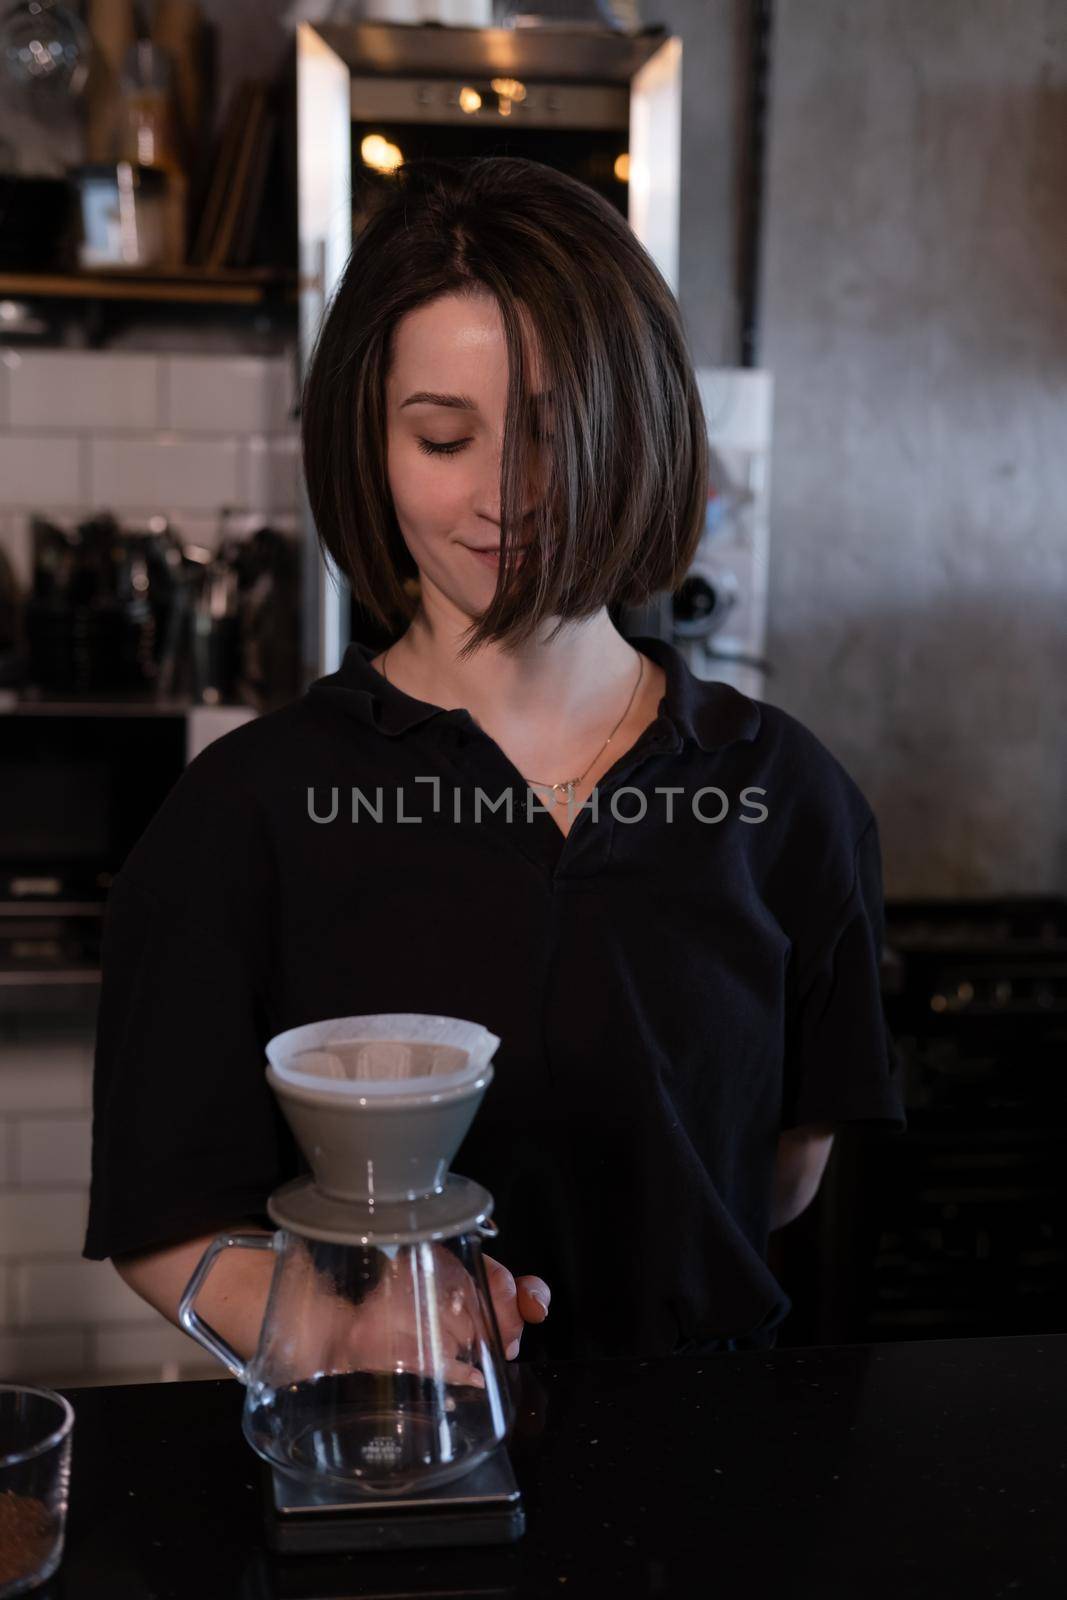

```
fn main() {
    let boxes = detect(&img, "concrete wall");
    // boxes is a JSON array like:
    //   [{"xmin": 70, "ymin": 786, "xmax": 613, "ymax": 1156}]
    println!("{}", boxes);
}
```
[{"xmin": 759, "ymin": 0, "xmax": 1067, "ymax": 895}]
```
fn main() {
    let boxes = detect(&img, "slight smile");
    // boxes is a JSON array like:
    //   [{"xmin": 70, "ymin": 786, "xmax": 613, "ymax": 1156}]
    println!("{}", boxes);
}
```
[{"xmin": 462, "ymin": 543, "xmax": 530, "ymax": 566}]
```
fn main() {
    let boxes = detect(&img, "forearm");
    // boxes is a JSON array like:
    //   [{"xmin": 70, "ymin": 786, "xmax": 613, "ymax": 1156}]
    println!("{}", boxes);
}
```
[
  {"xmin": 769, "ymin": 1180, "xmax": 815, "ymax": 1233},
  {"xmin": 769, "ymin": 1122, "xmax": 836, "ymax": 1232},
  {"xmin": 113, "ymin": 1222, "xmax": 276, "ymax": 1366}
]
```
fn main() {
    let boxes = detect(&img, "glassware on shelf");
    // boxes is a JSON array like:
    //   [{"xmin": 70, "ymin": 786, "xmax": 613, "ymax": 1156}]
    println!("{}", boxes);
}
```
[
  {"xmin": 0, "ymin": 0, "xmax": 91, "ymax": 97},
  {"xmin": 114, "ymin": 38, "xmax": 188, "ymax": 265}
]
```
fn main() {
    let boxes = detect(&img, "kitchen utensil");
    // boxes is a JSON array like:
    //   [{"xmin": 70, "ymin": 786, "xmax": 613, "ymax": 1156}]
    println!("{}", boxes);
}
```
[{"xmin": 178, "ymin": 1013, "xmax": 525, "ymax": 1552}]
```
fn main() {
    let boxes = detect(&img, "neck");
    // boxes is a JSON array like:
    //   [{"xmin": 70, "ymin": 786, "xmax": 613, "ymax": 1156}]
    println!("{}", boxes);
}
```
[{"xmin": 384, "ymin": 609, "xmax": 643, "ymax": 736}]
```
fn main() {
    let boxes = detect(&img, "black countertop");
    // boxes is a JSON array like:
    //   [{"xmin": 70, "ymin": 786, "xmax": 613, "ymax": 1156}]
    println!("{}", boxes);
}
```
[{"xmin": 42, "ymin": 1331, "xmax": 1067, "ymax": 1598}]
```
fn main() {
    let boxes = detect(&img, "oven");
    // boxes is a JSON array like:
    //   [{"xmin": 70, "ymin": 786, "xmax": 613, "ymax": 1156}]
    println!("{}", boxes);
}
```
[{"xmin": 0, "ymin": 705, "xmax": 187, "ymax": 1012}]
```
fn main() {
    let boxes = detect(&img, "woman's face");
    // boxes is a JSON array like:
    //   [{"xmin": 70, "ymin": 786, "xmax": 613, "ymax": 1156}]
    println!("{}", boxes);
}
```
[{"xmin": 385, "ymin": 291, "xmax": 550, "ymax": 620}]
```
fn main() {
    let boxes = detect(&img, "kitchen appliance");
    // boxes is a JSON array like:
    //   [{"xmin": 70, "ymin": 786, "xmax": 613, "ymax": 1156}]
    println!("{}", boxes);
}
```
[
  {"xmin": 773, "ymin": 896, "xmax": 1067, "ymax": 1348},
  {"xmin": 497, "ymin": 1, "xmax": 637, "ymax": 27},
  {"xmin": 351, "ymin": 2, "xmax": 494, "ymax": 23},
  {"xmin": 676, "ymin": 367, "xmax": 774, "ymax": 702},
  {"xmin": 25, "ymin": 513, "xmax": 177, "ymax": 697},
  {"xmin": 20, "ymin": 511, "xmax": 299, "ymax": 708},
  {"xmin": 0, "ymin": 705, "xmax": 186, "ymax": 1004},
  {"xmin": 178, "ymin": 1013, "xmax": 524, "ymax": 1553}
]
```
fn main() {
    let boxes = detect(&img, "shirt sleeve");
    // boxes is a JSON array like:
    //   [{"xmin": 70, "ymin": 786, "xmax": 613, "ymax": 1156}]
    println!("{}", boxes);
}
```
[
  {"xmin": 82, "ymin": 869, "xmax": 300, "ymax": 1261},
  {"xmin": 779, "ymin": 814, "xmax": 907, "ymax": 1133}
]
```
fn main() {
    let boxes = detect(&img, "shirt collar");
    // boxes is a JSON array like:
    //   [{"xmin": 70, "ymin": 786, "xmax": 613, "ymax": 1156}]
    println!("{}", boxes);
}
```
[{"xmin": 305, "ymin": 633, "xmax": 761, "ymax": 754}]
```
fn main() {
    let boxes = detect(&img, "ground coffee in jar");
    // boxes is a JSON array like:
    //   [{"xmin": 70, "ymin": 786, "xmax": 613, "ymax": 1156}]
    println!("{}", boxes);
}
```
[{"xmin": 0, "ymin": 1488, "xmax": 56, "ymax": 1586}]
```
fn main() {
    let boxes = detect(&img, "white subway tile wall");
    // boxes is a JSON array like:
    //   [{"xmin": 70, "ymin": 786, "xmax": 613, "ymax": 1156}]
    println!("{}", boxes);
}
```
[
  {"xmin": 0, "ymin": 1191, "xmax": 90, "ymax": 1259},
  {"xmin": 14, "ymin": 1114, "xmax": 92, "ymax": 1186},
  {"xmin": 88, "ymin": 435, "xmax": 245, "ymax": 510},
  {"xmin": 15, "ymin": 1259, "xmax": 155, "ymax": 1325},
  {"xmin": 0, "ymin": 1329, "xmax": 89, "ymax": 1382},
  {"xmin": 0, "ymin": 347, "xmax": 297, "ymax": 1387},
  {"xmin": 0, "ymin": 346, "xmax": 299, "ymax": 532},
  {"xmin": 245, "ymin": 434, "xmax": 302, "ymax": 513},
  {"xmin": 92, "ymin": 1320, "xmax": 221, "ymax": 1375},
  {"xmin": 0, "ymin": 434, "xmax": 82, "ymax": 508},
  {"xmin": 7, "ymin": 352, "xmax": 161, "ymax": 432},
  {"xmin": 166, "ymin": 354, "xmax": 295, "ymax": 434},
  {"xmin": 1, "ymin": 1039, "xmax": 92, "ymax": 1114},
  {"xmin": 0, "ymin": 1033, "xmax": 220, "ymax": 1387}
]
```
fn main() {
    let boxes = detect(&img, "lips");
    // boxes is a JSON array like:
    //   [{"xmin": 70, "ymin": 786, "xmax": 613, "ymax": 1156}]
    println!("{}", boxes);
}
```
[{"xmin": 463, "ymin": 543, "xmax": 531, "ymax": 567}]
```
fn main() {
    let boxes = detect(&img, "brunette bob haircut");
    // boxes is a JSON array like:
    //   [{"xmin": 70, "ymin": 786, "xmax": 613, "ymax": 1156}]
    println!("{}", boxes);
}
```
[{"xmin": 301, "ymin": 155, "xmax": 709, "ymax": 658}]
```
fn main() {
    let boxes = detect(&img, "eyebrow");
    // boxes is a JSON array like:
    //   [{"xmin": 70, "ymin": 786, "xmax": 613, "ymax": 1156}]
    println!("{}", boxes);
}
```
[{"xmin": 399, "ymin": 390, "xmax": 554, "ymax": 411}]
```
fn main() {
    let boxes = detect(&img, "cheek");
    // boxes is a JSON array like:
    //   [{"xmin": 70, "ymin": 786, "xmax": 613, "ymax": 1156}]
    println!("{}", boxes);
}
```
[{"xmin": 388, "ymin": 444, "xmax": 468, "ymax": 531}]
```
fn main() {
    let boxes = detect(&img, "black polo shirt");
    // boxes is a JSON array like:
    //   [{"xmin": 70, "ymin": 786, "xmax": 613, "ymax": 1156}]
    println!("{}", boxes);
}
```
[{"xmin": 83, "ymin": 633, "xmax": 906, "ymax": 1359}]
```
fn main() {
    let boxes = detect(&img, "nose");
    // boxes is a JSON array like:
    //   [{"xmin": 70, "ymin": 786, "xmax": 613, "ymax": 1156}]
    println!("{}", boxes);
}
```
[{"xmin": 475, "ymin": 431, "xmax": 548, "ymax": 533}]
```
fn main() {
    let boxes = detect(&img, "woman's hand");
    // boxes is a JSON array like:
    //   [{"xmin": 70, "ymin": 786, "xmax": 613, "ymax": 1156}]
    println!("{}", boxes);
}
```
[
  {"xmin": 286, "ymin": 1246, "xmax": 550, "ymax": 1387},
  {"xmin": 483, "ymin": 1253, "xmax": 551, "ymax": 1361}
]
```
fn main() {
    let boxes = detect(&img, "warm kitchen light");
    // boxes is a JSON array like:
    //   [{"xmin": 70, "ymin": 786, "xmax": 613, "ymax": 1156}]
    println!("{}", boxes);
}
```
[
  {"xmin": 490, "ymin": 75, "xmax": 525, "ymax": 117},
  {"xmin": 614, "ymin": 152, "xmax": 630, "ymax": 183},
  {"xmin": 458, "ymin": 86, "xmax": 482, "ymax": 113},
  {"xmin": 360, "ymin": 133, "xmax": 403, "ymax": 173}
]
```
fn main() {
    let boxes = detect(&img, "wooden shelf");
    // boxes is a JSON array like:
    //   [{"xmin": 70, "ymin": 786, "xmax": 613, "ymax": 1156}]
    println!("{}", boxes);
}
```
[{"xmin": 0, "ymin": 268, "xmax": 296, "ymax": 306}]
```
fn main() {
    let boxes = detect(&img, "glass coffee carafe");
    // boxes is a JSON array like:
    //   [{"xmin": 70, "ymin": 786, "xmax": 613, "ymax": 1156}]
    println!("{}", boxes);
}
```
[{"xmin": 178, "ymin": 1015, "xmax": 514, "ymax": 1498}]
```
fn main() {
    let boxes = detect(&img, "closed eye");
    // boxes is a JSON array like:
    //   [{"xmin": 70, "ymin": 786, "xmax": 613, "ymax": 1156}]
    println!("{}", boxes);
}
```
[
  {"xmin": 417, "ymin": 437, "xmax": 469, "ymax": 457},
  {"xmin": 416, "ymin": 430, "xmax": 555, "ymax": 460}
]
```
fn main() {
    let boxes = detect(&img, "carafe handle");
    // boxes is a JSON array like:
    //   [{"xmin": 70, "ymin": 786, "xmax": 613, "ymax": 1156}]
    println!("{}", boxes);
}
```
[{"xmin": 178, "ymin": 1231, "xmax": 276, "ymax": 1384}]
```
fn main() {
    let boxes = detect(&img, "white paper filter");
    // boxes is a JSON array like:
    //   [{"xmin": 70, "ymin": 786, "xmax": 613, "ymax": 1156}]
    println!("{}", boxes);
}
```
[{"xmin": 265, "ymin": 1013, "xmax": 501, "ymax": 1097}]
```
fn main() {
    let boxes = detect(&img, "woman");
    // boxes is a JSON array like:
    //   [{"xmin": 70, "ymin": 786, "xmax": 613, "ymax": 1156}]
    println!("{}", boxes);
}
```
[{"xmin": 83, "ymin": 157, "xmax": 905, "ymax": 1365}]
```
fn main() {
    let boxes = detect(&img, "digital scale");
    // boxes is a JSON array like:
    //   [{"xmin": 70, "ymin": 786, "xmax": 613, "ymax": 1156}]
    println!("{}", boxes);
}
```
[{"xmin": 261, "ymin": 1444, "xmax": 525, "ymax": 1553}]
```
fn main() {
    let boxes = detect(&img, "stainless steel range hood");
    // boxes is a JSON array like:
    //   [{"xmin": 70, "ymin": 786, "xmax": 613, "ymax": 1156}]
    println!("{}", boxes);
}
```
[{"xmin": 313, "ymin": 19, "xmax": 669, "ymax": 81}]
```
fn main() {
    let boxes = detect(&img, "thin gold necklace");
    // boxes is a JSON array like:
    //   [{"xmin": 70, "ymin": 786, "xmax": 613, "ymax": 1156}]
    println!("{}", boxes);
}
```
[{"xmin": 380, "ymin": 647, "xmax": 645, "ymax": 808}]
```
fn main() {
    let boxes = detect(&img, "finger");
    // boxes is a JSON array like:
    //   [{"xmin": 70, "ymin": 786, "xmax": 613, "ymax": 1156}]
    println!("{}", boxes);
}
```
[
  {"xmin": 443, "ymin": 1358, "xmax": 486, "ymax": 1389},
  {"xmin": 357, "ymin": 1353, "xmax": 486, "ymax": 1389},
  {"xmin": 482, "ymin": 1254, "xmax": 517, "ymax": 1305},
  {"xmin": 516, "ymin": 1276, "xmax": 551, "ymax": 1323},
  {"xmin": 374, "ymin": 1327, "xmax": 487, "ymax": 1390},
  {"xmin": 482, "ymin": 1256, "xmax": 524, "ymax": 1349}
]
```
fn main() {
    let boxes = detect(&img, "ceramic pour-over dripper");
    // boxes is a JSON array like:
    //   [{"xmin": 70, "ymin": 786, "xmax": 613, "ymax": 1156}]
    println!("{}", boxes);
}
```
[{"xmin": 264, "ymin": 1014, "xmax": 501, "ymax": 1205}]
